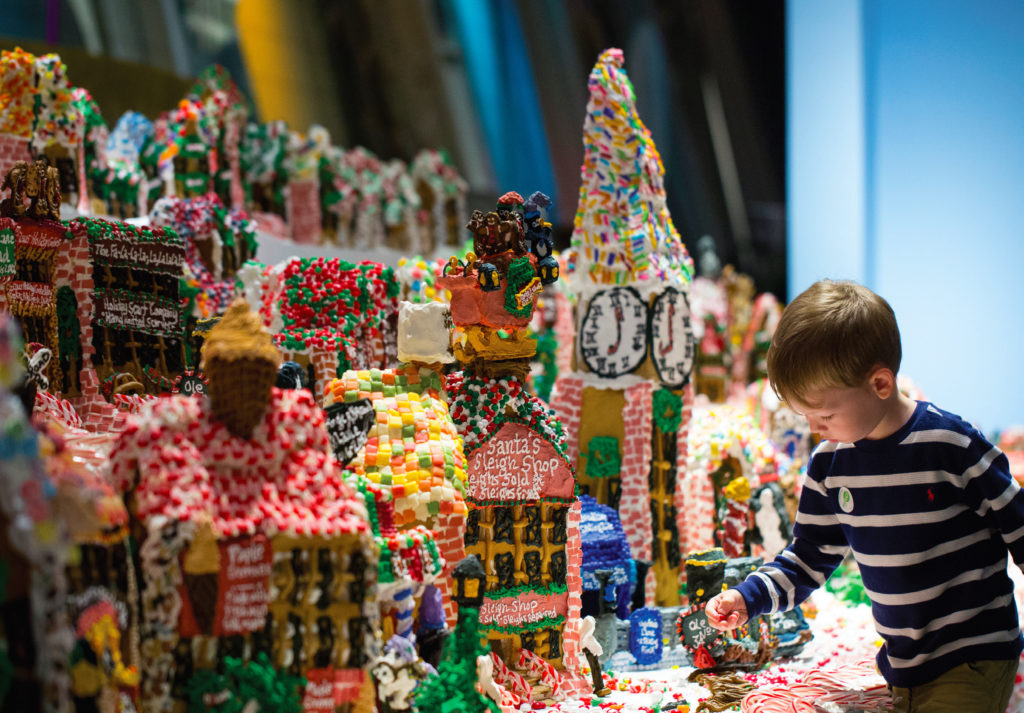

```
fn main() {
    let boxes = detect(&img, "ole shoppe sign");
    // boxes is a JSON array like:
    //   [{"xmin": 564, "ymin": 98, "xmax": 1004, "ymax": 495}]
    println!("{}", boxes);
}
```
[{"xmin": 466, "ymin": 422, "xmax": 574, "ymax": 502}]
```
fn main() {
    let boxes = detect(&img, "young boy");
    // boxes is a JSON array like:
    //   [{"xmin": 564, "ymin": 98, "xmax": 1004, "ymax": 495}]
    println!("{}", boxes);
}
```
[{"xmin": 704, "ymin": 280, "xmax": 1023, "ymax": 713}]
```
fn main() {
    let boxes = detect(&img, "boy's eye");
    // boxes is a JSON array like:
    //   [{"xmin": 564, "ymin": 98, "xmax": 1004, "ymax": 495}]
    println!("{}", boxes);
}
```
[{"xmin": 820, "ymin": 415, "xmax": 834, "ymax": 422}]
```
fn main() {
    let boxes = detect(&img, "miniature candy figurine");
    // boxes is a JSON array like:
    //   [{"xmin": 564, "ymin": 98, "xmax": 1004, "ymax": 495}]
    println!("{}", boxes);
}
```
[
  {"xmin": 371, "ymin": 634, "xmax": 432, "ymax": 713},
  {"xmin": 579, "ymin": 616, "xmax": 610, "ymax": 697}
]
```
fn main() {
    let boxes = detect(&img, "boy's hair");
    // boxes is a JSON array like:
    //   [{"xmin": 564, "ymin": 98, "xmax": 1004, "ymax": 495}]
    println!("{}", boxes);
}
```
[{"xmin": 766, "ymin": 280, "xmax": 901, "ymax": 407}]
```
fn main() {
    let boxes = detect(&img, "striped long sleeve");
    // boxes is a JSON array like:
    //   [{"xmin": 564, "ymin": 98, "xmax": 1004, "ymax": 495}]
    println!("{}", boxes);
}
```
[{"xmin": 732, "ymin": 401, "xmax": 1024, "ymax": 687}]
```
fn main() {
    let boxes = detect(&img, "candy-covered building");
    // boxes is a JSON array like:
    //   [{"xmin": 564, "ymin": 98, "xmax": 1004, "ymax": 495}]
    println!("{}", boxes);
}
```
[
  {"xmin": 239, "ymin": 256, "xmax": 400, "ymax": 402},
  {"xmin": 410, "ymin": 148, "xmax": 468, "ymax": 253},
  {"xmin": 0, "ymin": 49, "xmax": 88, "ymax": 213},
  {"xmin": 323, "ymin": 358, "xmax": 469, "ymax": 629},
  {"xmin": 150, "ymin": 192, "xmax": 258, "ymax": 319},
  {"xmin": 109, "ymin": 301, "xmax": 380, "ymax": 712},
  {"xmin": 681, "ymin": 404, "xmax": 784, "ymax": 562},
  {"xmin": 690, "ymin": 275, "xmax": 730, "ymax": 403},
  {"xmin": 731, "ymin": 292, "xmax": 782, "ymax": 389},
  {"xmin": 550, "ymin": 49, "xmax": 696, "ymax": 607},
  {"xmin": 439, "ymin": 191, "xmax": 588, "ymax": 698},
  {"xmin": 0, "ymin": 171, "xmax": 202, "ymax": 429}
]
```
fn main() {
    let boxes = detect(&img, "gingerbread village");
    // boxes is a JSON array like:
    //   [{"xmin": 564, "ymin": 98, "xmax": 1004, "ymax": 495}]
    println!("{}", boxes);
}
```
[{"xmin": 3, "ymin": 45, "xmax": 1022, "ymax": 713}]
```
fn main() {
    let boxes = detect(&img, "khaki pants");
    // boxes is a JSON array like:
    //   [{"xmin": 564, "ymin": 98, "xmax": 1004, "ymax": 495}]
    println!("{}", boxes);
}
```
[{"xmin": 889, "ymin": 659, "xmax": 1018, "ymax": 713}]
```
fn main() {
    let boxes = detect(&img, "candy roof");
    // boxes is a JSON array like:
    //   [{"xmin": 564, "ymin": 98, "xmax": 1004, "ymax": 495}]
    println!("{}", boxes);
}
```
[
  {"xmin": 396, "ymin": 256, "xmax": 448, "ymax": 304},
  {"xmin": 324, "ymin": 365, "xmax": 467, "ymax": 529},
  {"xmin": 65, "ymin": 215, "xmax": 183, "ymax": 249},
  {"xmin": 110, "ymin": 388, "xmax": 370, "ymax": 538},
  {"xmin": 31, "ymin": 53, "xmax": 84, "ymax": 151},
  {"xmin": 571, "ymin": 48, "xmax": 693, "ymax": 289},
  {"xmin": 72, "ymin": 86, "xmax": 107, "ymax": 152},
  {"xmin": 106, "ymin": 111, "xmax": 153, "ymax": 165},
  {"xmin": 187, "ymin": 64, "xmax": 248, "ymax": 115},
  {"xmin": 38, "ymin": 418, "xmax": 128, "ymax": 541},
  {"xmin": 446, "ymin": 372, "xmax": 570, "ymax": 461},
  {"xmin": 272, "ymin": 256, "xmax": 399, "ymax": 355},
  {"xmin": 0, "ymin": 48, "xmax": 38, "ymax": 137}
]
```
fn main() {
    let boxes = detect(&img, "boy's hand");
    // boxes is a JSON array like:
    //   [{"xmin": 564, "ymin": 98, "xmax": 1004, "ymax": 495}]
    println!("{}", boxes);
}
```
[{"xmin": 705, "ymin": 590, "xmax": 748, "ymax": 631}]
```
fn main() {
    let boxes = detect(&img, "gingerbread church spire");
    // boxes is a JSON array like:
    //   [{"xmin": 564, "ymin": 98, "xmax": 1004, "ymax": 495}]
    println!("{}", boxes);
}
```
[{"xmin": 571, "ymin": 48, "xmax": 692, "ymax": 288}]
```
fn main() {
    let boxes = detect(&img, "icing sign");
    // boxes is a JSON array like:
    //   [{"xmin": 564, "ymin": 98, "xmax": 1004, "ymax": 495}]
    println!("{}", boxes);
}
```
[
  {"xmin": 0, "ymin": 225, "xmax": 15, "ymax": 281},
  {"xmin": 303, "ymin": 668, "xmax": 365, "ymax": 710},
  {"xmin": 579, "ymin": 287, "xmax": 648, "ymax": 377},
  {"xmin": 6, "ymin": 280, "xmax": 52, "ymax": 306},
  {"xmin": 217, "ymin": 535, "xmax": 273, "ymax": 635},
  {"xmin": 468, "ymin": 422, "xmax": 573, "ymax": 502},
  {"xmin": 677, "ymin": 601, "xmax": 723, "ymax": 653},
  {"xmin": 629, "ymin": 607, "xmax": 664, "ymax": 665},
  {"xmin": 89, "ymin": 237, "xmax": 185, "ymax": 274},
  {"xmin": 478, "ymin": 590, "xmax": 568, "ymax": 627},
  {"xmin": 324, "ymin": 398, "xmax": 376, "ymax": 467},
  {"xmin": 649, "ymin": 287, "xmax": 695, "ymax": 388},
  {"xmin": 94, "ymin": 289, "xmax": 185, "ymax": 337}
]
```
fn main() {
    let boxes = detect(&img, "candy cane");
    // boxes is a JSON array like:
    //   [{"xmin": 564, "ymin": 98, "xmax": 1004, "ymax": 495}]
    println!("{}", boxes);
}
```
[
  {"xmin": 391, "ymin": 586, "xmax": 414, "ymax": 637},
  {"xmin": 518, "ymin": 649, "xmax": 562, "ymax": 697},
  {"xmin": 489, "ymin": 652, "xmax": 530, "ymax": 700}
]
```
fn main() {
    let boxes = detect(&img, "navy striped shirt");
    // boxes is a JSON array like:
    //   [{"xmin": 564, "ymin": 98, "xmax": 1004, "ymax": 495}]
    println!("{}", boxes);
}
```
[{"xmin": 733, "ymin": 401, "xmax": 1024, "ymax": 687}]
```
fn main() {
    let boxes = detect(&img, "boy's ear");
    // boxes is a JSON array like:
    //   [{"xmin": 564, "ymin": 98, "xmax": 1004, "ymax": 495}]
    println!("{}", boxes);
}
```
[{"xmin": 868, "ymin": 366, "xmax": 896, "ymax": 399}]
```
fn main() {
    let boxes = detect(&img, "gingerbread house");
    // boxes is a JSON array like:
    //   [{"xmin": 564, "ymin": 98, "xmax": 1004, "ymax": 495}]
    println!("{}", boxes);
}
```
[
  {"xmin": 410, "ymin": 149, "xmax": 468, "ymax": 254},
  {"xmin": 187, "ymin": 65, "xmax": 249, "ymax": 211},
  {"xmin": 316, "ymin": 128, "xmax": 358, "ymax": 246},
  {"xmin": 109, "ymin": 302, "xmax": 379, "ymax": 713},
  {"xmin": 0, "ymin": 49, "xmax": 37, "ymax": 183},
  {"xmin": 283, "ymin": 128, "xmax": 323, "ymax": 245},
  {"xmin": 690, "ymin": 275, "xmax": 730, "ymax": 403},
  {"xmin": 243, "ymin": 256, "xmax": 400, "ymax": 401},
  {"xmin": 550, "ymin": 49, "xmax": 696, "ymax": 607},
  {"xmin": 0, "ymin": 163, "xmax": 213, "ymax": 428},
  {"xmin": 105, "ymin": 111, "xmax": 154, "ymax": 220},
  {"xmin": 150, "ymin": 192, "xmax": 258, "ymax": 318},
  {"xmin": 681, "ymin": 404, "xmax": 782, "ymax": 562},
  {"xmin": 241, "ymin": 119, "xmax": 289, "ymax": 224},
  {"xmin": 731, "ymin": 292, "xmax": 782, "ymax": 395},
  {"xmin": 438, "ymin": 191, "xmax": 587, "ymax": 699}
]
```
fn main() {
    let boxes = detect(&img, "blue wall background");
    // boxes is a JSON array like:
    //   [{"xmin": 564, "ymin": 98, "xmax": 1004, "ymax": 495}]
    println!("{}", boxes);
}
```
[{"xmin": 788, "ymin": 0, "xmax": 1024, "ymax": 432}]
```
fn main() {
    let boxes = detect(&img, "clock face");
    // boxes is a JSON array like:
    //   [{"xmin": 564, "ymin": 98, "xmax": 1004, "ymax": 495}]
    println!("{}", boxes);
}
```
[
  {"xmin": 579, "ymin": 287, "xmax": 648, "ymax": 378},
  {"xmin": 649, "ymin": 287, "xmax": 695, "ymax": 388}
]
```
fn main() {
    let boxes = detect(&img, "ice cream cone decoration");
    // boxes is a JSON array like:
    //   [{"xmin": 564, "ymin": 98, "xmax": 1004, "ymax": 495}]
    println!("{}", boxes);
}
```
[{"xmin": 201, "ymin": 298, "xmax": 282, "ymax": 438}]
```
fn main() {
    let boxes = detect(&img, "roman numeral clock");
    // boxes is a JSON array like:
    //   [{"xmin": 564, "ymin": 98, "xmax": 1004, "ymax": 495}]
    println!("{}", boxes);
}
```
[
  {"xmin": 578, "ymin": 286, "xmax": 695, "ymax": 386},
  {"xmin": 649, "ymin": 287, "xmax": 696, "ymax": 388},
  {"xmin": 579, "ymin": 287, "xmax": 648, "ymax": 378}
]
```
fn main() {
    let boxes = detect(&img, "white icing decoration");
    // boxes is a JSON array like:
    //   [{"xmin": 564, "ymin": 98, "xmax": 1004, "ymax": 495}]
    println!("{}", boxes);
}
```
[{"xmin": 397, "ymin": 301, "xmax": 454, "ymax": 364}]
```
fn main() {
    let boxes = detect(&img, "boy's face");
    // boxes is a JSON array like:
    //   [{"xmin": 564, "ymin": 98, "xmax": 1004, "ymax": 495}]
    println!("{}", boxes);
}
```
[{"xmin": 788, "ymin": 380, "xmax": 891, "ymax": 444}]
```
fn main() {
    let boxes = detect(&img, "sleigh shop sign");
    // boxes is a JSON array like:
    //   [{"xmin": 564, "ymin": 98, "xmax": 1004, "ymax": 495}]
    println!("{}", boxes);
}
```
[
  {"xmin": 478, "ymin": 589, "xmax": 568, "ymax": 628},
  {"xmin": 468, "ymin": 422, "xmax": 574, "ymax": 502}
]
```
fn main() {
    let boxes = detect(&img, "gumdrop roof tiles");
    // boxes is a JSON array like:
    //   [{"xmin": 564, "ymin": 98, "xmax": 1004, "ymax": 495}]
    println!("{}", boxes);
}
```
[{"xmin": 324, "ymin": 365, "xmax": 467, "ymax": 528}]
